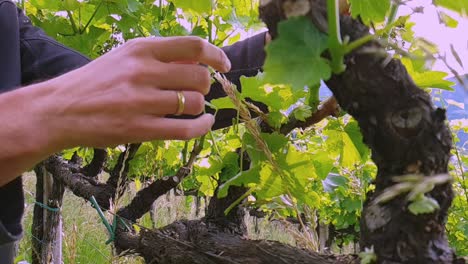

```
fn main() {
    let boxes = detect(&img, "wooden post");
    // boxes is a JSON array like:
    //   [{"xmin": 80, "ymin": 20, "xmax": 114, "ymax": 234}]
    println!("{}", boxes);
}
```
[
  {"xmin": 43, "ymin": 168, "xmax": 63, "ymax": 263},
  {"xmin": 32, "ymin": 165, "xmax": 64, "ymax": 264}
]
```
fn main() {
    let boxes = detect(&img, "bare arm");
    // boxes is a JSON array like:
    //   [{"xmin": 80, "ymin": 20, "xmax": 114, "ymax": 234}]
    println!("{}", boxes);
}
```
[{"xmin": 0, "ymin": 36, "xmax": 231, "ymax": 187}]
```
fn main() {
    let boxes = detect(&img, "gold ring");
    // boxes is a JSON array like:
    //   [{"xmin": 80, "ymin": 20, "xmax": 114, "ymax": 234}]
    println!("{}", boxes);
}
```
[{"xmin": 175, "ymin": 91, "xmax": 185, "ymax": 116}]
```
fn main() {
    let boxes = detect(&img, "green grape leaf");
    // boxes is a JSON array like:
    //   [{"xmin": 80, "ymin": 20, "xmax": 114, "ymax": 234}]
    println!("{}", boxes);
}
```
[
  {"xmin": 282, "ymin": 146, "xmax": 316, "ymax": 185},
  {"xmin": 191, "ymin": 25, "xmax": 208, "ymax": 38},
  {"xmin": 292, "ymin": 105, "xmax": 313, "ymax": 121},
  {"xmin": 243, "ymin": 132, "xmax": 289, "ymax": 165},
  {"xmin": 312, "ymin": 152, "xmax": 335, "ymax": 180},
  {"xmin": 325, "ymin": 129, "xmax": 362, "ymax": 168},
  {"xmin": 29, "ymin": 0, "xmax": 61, "ymax": 10},
  {"xmin": 210, "ymin": 96, "xmax": 236, "ymax": 109},
  {"xmin": 340, "ymin": 131, "xmax": 362, "ymax": 168},
  {"xmin": 434, "ymin": 0, "xmax": 468, "ymax": 15},
  {"xmin": 63, "ymin": 0, "xmax": 80, "ymax": 11},
  {"xmin": 264, "ymin": 16, "xmax": 330, "ymax": 91},
  {"xmin": 322, "ymin": 173, "xmax": 348, "ymax": 193},
  {"xmin": 218, "ymin": 166, "xmax": 261, "ymax": 198},
  {"xmin": 297, "ymin": 189, "xmax": 322, "ymax": 208},
  {"xmin": 241, "ymin": 74, "xmax": 306, "ymax": 111},
  {"xmin": 197, "ymin": 156, "xmax": 224, "ymax": 177},
  {"xmin": 282, "ymin": 147, "xmax": 319, "ymax": 207},
  {"xmin": 219, "ymin": 152, "xmax": 240, "ymax": 182},
  {"xmin": 342, "ymin": 198, "xmax": 362, "ymax": 212},
  {"xmin": 349, "ymin": 0, "xmax": 391, "ymax": 25},
  {"xmin": 438, "ymin": 11, "xmax": 459, "ymax": 28},
  {"xmin": 414, "ymin": 71, "xmax": 455, "ymax": 91},
  {"xmin": 256, "ymin": 146, "xmax": 318, "ymax": 202},
  {"xmin": 408, "ymin": 195, "xmax": 440, "ymax": 215},
  {"xmin": 62, "ymin": 147, "xmax": 81, "ymax": 160},
  {"xmin": 256, "ymin": 164, "xmax": 284, "ymax": 198},
  {"xmin": 196, "ymin": 174, "xmax": 217, "ymax": 197},
  {"xmin": 241, "ymin": 74, "xmax": 282, "ymax": 110},
  {"xmin": 344, "ymin": 120, "xmax": 370, "ymax": 160},
  {"xmin": 171, "ymin": 0, "xmax": 212, "ymax": 14},
  {"xmin": 227, "ymin": 33, "xmax": 242, "ymax": 45},
  {"xmin": 402, "ymin": 58, "xmax": 455, "ymax": 91},
  {"xmin": 267, "ymin": 111, "xmax": 288, "ymax": 129},
  {"xmin": 127, "ymin": 0, "xmax": 142, "ymax": 12},
  {"xmin": 164, "ymin": 142, "xmax": 183, "ymax": 166}
]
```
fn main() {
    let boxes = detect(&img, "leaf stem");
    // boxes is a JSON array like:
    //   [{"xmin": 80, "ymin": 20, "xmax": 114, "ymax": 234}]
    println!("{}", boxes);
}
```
[
  {"xmin": 327, "ymin": 0, "xmax": 346, "ymax": 73},
  {"xmin": 344, "ymin": 34, "xmax": 375, "ymax": 54},
  {"xmin": 67, "ymin": 11, "xmax": 79, "ymax": 34},
  {"xmin": 81, "ymin": 0, "xmax": 103, "ymax": 33},
  {"xmin": 327, "ymin": 0, "xmax": 342, "ymax": 45},
  {"xmin": 158, "ymin": 0, "xmax": 163, "ymax": 20},
  {"xmin": 224, "ymin": 187, "xmax": 254, "ymax": 215},
  {"xmin": 386, "ymin": 0, "xmax": 400, "ymax": 28}
]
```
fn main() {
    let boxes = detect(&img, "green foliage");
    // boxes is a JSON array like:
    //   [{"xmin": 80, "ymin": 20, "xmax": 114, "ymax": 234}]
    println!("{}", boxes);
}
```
[
  {"xmin": 264, "ymin": 16, "xmax": 330, "ymax": 90},
  {"xmin": 408, "ymin": 195, "xmax": 440, "ymax": 215},
  {"xmin": 359, "ymin": 246, "xmax": 377, "ymax": 264},
  {"xmin": 171, "ymin": 0, "xmax": 212, "ymax": 14},
  {"xmin": 349, "ymin": 0, "xmax": 391, "ymax": 25},
  {"xmin": 434, "ymin": 0, "xmax": 468, "ymax": 15},
  {"xmin": 446, "ymin": 121, "xmax": 468, "ymax": 255},
  {"xmin": 438, "ymin": 11, "xmax": 459, "ymax": 28},
  {"xmin": 22, "ymin": 0, "xmax": 468, "ymax": 259},
  {"xmin": 402, "ymin": 58, "xmax": 455, "ymax": 91}
]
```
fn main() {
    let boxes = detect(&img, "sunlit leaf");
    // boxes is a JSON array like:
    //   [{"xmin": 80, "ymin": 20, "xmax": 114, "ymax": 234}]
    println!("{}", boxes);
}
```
[
  {"xmin": 292, "ymin": 105, "xmax": 313, "ymax": 121},
  {"xmin": 210, "ymin": 96, "xmax": 236, "ymax": 109},
  {"xmin": 170, "ymin": 0, "xmax": 212, "ymax": 14},
  {"xmin": 438, "ymin": 11, "xmax": 459, "ymax": 28},
  {"xmin": 218, "ymin": 166, "xmax": 261, "ymax": 198},
  {"xmin": 349, "ymin": 0, "xmax": 391, "ymax": 25},
  {"xmin": 264, "ymin": 16, "xmax": 330, "ymax": 91},
  {"xmin": 402, "ymin": 58, "xmax": 455, "ymax": 91},
  {"xmin": 434, "ymin": 0, "xmax": 468, "ymax": 15},
  {"xmin": 325, "ymin": 129, "xmax": 362, "ymax": 168}
]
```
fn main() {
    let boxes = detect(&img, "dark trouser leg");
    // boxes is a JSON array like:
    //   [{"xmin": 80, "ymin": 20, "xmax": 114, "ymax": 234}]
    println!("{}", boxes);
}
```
[{"xmin": 0, "ymin": 241, "xmax": 16, "ymax": 264}]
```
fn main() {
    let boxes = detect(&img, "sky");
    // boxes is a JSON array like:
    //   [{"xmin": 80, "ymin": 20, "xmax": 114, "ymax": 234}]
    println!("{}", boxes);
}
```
[{"xmin": 400, "ymin": 0, "xmax": 467, "ymax": 76}]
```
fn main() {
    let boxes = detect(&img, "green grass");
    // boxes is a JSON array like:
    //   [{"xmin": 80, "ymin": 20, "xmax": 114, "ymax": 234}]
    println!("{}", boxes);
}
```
[
  {"xmin": 16, "ymin": 172, "xmax": 117, "ymax": 264},
  {"xmin": 16, "ymin": 172, "xmax": 304, "ymax": 263}
]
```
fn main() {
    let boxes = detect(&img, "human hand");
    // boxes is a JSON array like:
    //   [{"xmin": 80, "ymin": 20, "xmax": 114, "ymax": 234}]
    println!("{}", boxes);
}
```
[{"xmin": 35, "ymin": 36, "xmax": 231, "ymax": 150}]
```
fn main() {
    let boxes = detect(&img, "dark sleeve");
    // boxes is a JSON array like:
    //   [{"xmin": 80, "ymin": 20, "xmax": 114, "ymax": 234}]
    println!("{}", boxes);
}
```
[
  {"xmin": 207, "ymin": 32, "xmax": 268, "ymax": 130},
  {"xmin": 0, "ymin": 0, "xmax": 20, "ymax": 91},
  {"xmin": 17, "ymin": 8, "xmax": 90, "ymax": 85},
  {"xmin": 0, "ymin": 1, "xmax": 25, "ymax": 247}
]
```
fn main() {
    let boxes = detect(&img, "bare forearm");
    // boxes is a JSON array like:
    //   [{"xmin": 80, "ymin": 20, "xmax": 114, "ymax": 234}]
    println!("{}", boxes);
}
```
[
  {"xmin": 0, "ymin": 82, "xmax": 59, "ymax": 187},
  {"xmin": 0, "ymin": 36, "xmax": 230, "ymax": 187}
]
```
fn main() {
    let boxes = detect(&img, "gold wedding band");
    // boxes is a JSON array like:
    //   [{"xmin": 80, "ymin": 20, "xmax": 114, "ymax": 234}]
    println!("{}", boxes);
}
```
[{"xmin": 175, "ymin": 91, "xmax": 185, "ymax": 116}]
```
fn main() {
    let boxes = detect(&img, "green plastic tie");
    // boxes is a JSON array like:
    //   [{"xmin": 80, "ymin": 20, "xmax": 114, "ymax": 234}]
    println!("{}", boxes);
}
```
[
  {"xmin": 34, "ymin": 201, "xmax": 60, "ymax": 212},
  {"xmin": 89, "ymin": 196, "xmax": 115, "ymax": 244}
]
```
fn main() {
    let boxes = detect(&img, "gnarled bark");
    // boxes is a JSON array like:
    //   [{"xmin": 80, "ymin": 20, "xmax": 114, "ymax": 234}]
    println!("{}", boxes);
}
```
[
  {"xmin": 114, "ymin": 219, "xmax": 357, "ymax": 264},
  {"xmin": 259, "ymin": 1, "xmax": 463, "ymax": 263}
]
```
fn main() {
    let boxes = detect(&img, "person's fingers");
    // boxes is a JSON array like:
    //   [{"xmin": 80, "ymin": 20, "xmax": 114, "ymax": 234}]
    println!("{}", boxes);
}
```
[
  {"xmin": 145, "ymin": 36, "xmax": 231, "ymax": 72},
  {"xmin": 140, "ymin": 63, "xmax": 212, "ymax": 94},
  {"xmin": 137, "ymin": 90, "xmax": 205, "ymax": 116},
  {"xmin": 131, "ymin": 114, "xmax": 215, "ymax": 141}
]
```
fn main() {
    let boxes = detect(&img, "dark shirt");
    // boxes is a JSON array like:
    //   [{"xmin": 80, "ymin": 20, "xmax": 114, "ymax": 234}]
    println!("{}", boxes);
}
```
[{"xmin": 0, "ymin": 0, "xmax": 266, "ymax": 245}]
